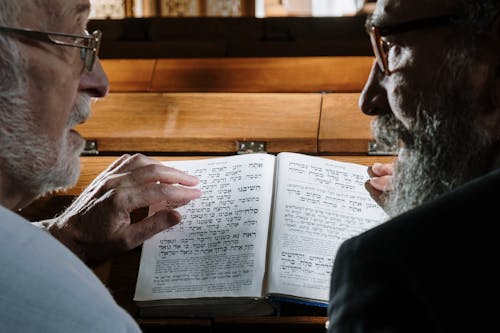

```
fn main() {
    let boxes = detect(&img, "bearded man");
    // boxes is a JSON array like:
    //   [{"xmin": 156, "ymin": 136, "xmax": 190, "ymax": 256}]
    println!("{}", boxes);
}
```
[{"xmin": 328, "ymin": 0, "xmax": 500, "ymax": 332}]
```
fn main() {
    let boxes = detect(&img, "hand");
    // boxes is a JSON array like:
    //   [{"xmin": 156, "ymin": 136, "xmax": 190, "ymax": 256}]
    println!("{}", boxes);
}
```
[
  {"xmin": 365, "ymin": 162, "xmax": 394, "ymax": 208},
  {"xmin": 37, "ymin": 154, "xmax": 202, "ymax": 262}
]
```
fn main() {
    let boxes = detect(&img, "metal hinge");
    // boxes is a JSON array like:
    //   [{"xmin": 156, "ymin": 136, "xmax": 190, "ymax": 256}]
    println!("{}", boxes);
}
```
[
  {"xmin": 368, "ymin": 141, "xmax": 398, "ymax": 155},
  {"xmin": 236, "ymin": 141, "xmax": 266, "ymax": 154},
  {"xmin": 82, "ymin": 140, "xmax": 99, "ymax": 156}
]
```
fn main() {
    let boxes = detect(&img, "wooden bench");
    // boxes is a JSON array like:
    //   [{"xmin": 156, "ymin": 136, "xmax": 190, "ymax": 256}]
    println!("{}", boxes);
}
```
[{"xmin": 20, "ymin": 56, "xmax": 396, "ymax": 333}]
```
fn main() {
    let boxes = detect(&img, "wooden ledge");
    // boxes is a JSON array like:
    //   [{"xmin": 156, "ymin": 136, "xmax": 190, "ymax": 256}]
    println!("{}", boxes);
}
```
[
  {"xmin": 77, "ymin": 92, "xmax": 322, "ymax": 154},
  {"xmin": 101, "ymin": 57, "xmax": 374, "ymax": 93},
  {"xmin": 319, "ymin": 93, "xmax": 375, "ymax": 154}
]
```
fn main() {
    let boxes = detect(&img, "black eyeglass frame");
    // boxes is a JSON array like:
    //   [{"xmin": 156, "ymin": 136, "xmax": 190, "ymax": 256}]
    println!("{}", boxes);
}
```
[
  {"xmin": 366, "ymin": 14, "xmax": 462, "ymax": 75},
  {"xmin": 0, "ymin": 26, "xmax": 101, "ymax": 72}
]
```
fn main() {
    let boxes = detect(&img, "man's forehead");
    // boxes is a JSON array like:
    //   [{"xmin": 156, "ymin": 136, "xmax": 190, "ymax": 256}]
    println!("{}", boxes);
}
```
[{"xmin": 370, "ymin": 0, "xmax": 462, "ymax": 26}]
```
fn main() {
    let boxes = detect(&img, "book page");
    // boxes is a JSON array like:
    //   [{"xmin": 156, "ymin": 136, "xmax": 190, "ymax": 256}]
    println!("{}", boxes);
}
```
[
  {"xmin": 267, "ymin": 152, "xmax": 388, "ymax": 302},
  {"xmin": 134, "ymin": 154, "xmax": 276, "ymax": 301}
]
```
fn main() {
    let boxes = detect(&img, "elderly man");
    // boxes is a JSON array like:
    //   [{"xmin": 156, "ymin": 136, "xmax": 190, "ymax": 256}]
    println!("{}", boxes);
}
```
[
  {"xmin": 328, "ymin": 0, "xmax": 500, "ymax": 332},
  {"xmin": 0, "ymin": 0, "xmax": 201, "ymax": 331}
]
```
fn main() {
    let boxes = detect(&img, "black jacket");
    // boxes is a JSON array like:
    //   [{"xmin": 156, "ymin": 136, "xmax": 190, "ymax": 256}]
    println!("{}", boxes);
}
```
[{"xmin": 328, "ymin": 168, "xmax": 500, "ymax": 333}]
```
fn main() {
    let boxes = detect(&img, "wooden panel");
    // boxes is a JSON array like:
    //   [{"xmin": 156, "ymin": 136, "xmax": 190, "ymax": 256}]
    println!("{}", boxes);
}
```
[
  {"xmin": 101, "ymin": 59, "xmax": 156, "ymax": 92},
  {"xmin": 319, "ymin": 93, "xmax": 374, "ymax": 154},
  {"xmin": 77, "ymin": 92, "xmax": 321, "ymax": 154},
  {"xmin": 241, "ymin": 0, "xmax": 255, "ymax": 16},
  {"xmin": 150, "ymin": 57, "xmax": 373, "ymax": 93}
]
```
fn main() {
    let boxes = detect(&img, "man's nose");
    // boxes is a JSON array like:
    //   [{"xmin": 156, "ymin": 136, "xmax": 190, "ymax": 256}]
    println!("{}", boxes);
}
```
[
  {"xmin": 78, "ymin": 57, "xmax": 109, "ymax": 98},
  {"xmin": 359, "ymin": 61, "xmax": 388, "ymax": 116}
]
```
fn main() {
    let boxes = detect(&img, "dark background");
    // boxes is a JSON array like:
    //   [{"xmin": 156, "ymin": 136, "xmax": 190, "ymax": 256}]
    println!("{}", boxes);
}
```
[{"xmin": 89, "ymin": 16, "xmax": 373, "ymax": 58}]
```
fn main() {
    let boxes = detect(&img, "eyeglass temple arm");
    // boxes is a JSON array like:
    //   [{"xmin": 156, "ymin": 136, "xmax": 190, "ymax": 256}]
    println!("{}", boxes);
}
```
[
  {"xmin": 47, "ymin": 36, "xmax": 97, "ymax": 50},
  {"xmin": 0, "ymin": 27, "xmax": 96, "ymax": 50}
]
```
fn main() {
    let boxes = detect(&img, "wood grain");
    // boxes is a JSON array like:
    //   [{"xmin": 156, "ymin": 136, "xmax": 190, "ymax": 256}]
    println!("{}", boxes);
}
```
[
  {"xmin": 100, "ymin": 57, "xmax": 373, "ymax": 93},
  {"xmin": 149, "ymin": 57, "xmax": 373, "ymax": 93},
  {"xmin": 319, "ymin": 93, "xmax": 375, "ymax": 153},
  {"xmin": 77, "ymin": 92, "xmax": 322, "ymax": 154},
  {"xmin": 101, "ymin": 59, "xmax": 156, "ymax": 92}
]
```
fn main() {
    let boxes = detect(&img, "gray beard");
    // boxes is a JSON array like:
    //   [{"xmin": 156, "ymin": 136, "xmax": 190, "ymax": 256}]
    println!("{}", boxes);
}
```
[
  {"xmin": 372, "ymin": 82, "xmax": 491, "ymax": 218},
  {"xmin": 0, "ymin": 40, "xmax": 90, "ymax": 201},
  {"xmin": 0, "ymin": 94, "xmax": 89, "ymax": 199}
]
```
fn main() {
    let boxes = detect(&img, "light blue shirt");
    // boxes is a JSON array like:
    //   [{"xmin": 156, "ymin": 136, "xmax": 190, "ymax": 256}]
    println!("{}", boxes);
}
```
[{"xmin": 0, "ymin": 205, "xmax": 141, "ymax": 332}]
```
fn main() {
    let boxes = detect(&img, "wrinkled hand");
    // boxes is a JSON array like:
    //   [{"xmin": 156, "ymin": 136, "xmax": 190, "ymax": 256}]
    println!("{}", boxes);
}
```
[
  {"xmin": 37, "ymin": 154, "xmax": 201, "ymax": 262},
  {"xmin": 365, "ymin": 162, "xmax": 394, "ymax": 208}
]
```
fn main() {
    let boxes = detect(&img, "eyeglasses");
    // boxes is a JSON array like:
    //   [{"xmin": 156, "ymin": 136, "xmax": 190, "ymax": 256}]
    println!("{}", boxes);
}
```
[
  {"xmin": 0, "ymin": 26, "xmax": 102, "ymax": 72},
  {"xmin": 366, "ymin": 14, "xmax": 461, "ymax": 75}
]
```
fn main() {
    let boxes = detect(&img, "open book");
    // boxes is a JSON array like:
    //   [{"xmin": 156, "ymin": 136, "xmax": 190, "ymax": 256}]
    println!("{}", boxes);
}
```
[{"xmin": 134, "ymin": 152, "xmax": 388, "ymax": 317}]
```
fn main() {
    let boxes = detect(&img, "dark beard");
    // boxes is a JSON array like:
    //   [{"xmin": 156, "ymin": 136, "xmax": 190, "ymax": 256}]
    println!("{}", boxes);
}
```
[{"xmin": 372, "ymin": 83, "xmax": 492, "ymax": 218}]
